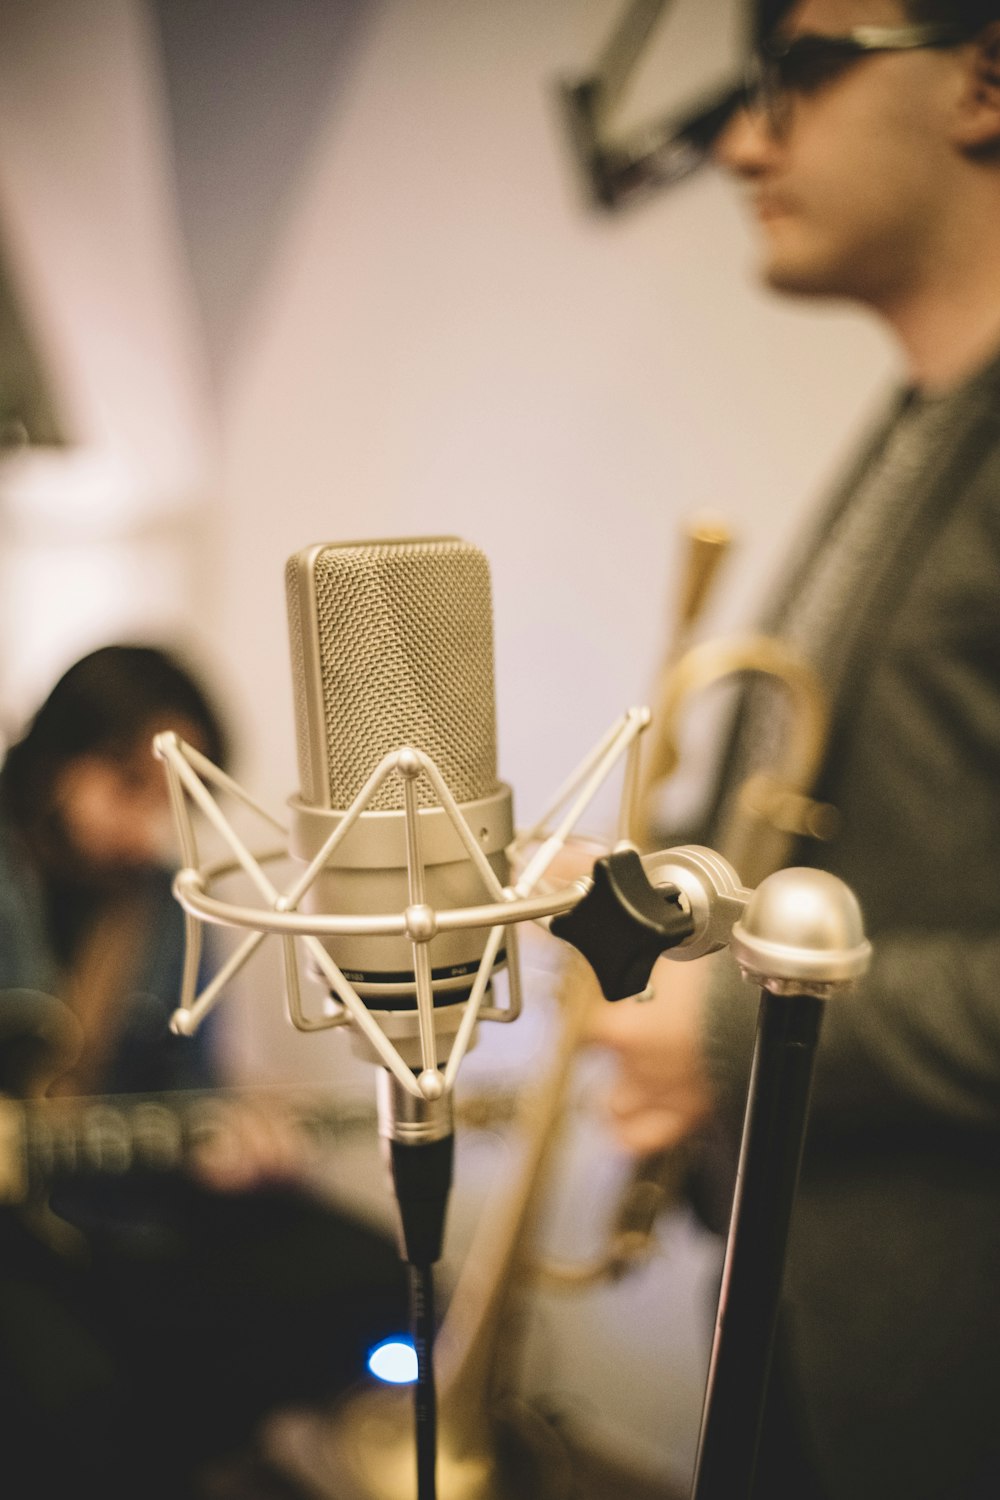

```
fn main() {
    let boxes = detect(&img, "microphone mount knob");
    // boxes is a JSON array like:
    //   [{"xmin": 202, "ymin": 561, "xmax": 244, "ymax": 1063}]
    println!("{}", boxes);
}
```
[{"xmin": 550, "ymin": 848, "xmax": 695, "ymax": 1001}]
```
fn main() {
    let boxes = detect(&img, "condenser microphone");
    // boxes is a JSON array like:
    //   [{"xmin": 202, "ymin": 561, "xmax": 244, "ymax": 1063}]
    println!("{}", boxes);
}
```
[
  {"xmin": 285, "ymin": 535, "xmax": 520, "ymax": 1282},
  {"xmin": 284, "ymin": 536, "xmax": 516, "ymax": 1067}
]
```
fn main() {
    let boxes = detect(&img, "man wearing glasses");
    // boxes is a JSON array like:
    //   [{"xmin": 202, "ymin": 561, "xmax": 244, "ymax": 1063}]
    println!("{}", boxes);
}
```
[{"xmin": 591, "ymin": 3, "xmax": 1000, "ymax": 1497}]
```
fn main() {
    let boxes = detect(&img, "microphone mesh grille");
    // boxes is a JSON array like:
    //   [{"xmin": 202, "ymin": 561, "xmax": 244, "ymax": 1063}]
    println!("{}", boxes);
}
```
[{"xmin": 287, "ymin": 537, "xmax": 499, "ymax": 811}]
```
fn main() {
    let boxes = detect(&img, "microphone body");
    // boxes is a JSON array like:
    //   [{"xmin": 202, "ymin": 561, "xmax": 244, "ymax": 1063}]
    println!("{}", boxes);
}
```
[
  {"xmin": 284, "ymin": 535, "xmax": 522, "ymax": 1279},
  {"xmin": 284, "ymin": 536, "xmax": 515, "ymax": 1062}
]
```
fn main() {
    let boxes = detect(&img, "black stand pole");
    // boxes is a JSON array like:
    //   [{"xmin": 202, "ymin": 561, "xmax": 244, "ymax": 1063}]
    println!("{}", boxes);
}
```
[
  {"xmin": 548, "ymin": 850, "xmax": 868, "ymax": 1500},
  {"xmin": 387, "ymin": 1130, "xmax": 454, "ymax": 1500},
  {"xmin": 691, "ymin": 987, "xmax": 824, "ymax": 1500},
  {"xmin": 409, "ymin": 1261, "xmax": 438, "ymax": 1500}
]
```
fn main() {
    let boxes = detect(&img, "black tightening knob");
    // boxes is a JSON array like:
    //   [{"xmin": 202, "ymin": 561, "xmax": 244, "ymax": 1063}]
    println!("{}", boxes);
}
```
[{"xmin": 550, "ymin": 848, "xmax": 695, "ymax": 1001}]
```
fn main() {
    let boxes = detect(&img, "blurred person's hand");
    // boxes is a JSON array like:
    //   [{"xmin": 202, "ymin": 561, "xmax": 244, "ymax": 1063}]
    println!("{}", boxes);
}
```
[
  {"xmin": 512, "ymin": 835, "xmax": 717, "ymax": 1153},
  {"xmin": 585, "ymin": 955, "xmax": 717, "ymax": 1155},
  {"xmin": 187, "ymin": 1097, "xmax": 319, "ymax": 1195}
]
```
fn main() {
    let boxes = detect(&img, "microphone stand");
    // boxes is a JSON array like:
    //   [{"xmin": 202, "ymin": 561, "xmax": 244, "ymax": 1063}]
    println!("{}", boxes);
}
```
[
  {"xmin": 378, "ymin": 1068, "xmax": 455, "ymax": 1500},
  {"xmin": 409, "ymin": 1260, "xmax": 438, "ymax": 1500},
  {"xmin": 689, "ymin": 870, "xmax": 869, "ymax": 1500},
  {"xmin": 690, "ymin": 986, "xmax": 823, "ymax": 1500},
  {"xmin": 551, "ymin": 854, "xmax": 870, "ymax": 1500}
]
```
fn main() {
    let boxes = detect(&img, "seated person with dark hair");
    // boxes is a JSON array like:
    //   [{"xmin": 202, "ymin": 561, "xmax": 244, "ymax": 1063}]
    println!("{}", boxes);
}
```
[{"xmin": 0, "ymin": 644, "xmax": 407, "ymax": 1500}]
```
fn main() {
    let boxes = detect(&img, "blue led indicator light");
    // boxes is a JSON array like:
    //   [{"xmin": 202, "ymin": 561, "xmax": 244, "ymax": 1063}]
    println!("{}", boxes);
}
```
[{"xmin": 368, "ymin": 1338, "xmax": 418, "ymax": 1384}]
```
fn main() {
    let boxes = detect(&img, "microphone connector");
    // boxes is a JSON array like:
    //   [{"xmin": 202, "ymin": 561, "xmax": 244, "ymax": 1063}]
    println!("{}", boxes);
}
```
[{"xmin": 377, "ymin": 1067, "xmax": 455, "ymax": 1266}]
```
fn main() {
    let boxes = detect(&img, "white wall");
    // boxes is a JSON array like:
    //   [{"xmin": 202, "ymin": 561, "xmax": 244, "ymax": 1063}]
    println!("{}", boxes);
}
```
[
  {"xmin": 0, "ymin": 0, "xmax": 214, "ymax": 720},
  {"xmin": 215, "ymin": 0, "xmax": 894, "ymax": 823}
]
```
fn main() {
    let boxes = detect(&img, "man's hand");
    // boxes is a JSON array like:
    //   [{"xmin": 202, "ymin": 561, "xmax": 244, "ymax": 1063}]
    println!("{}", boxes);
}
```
[{"xmin": 584, "ymin": 954, "xmax": 717, "ymax": 1155}]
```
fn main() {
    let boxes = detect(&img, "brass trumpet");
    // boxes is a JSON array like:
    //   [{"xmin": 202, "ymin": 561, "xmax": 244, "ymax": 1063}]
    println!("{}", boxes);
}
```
[
  {"xmin": 633, "ymin": 518, "xmax": 836, "ymax": 880},
  {"xmin": 637, "ymin": 630, "xmax": 837, "ymax": 885},
  {"xmin": 266, "ymin": 520, "xmax": 837, "ymax": 1500}
]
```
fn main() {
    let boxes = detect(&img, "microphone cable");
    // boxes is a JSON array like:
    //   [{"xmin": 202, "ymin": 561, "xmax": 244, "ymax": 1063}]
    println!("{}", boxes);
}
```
[{"xmin": 409, "ymin": 1259, "xmax": 438, "ymax": 1500}]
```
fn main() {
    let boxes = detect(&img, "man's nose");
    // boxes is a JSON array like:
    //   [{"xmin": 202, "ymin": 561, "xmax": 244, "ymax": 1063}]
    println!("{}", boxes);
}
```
[{"xmin": 714, "ymin": 104, "xmax": 779, "ymax": 175}]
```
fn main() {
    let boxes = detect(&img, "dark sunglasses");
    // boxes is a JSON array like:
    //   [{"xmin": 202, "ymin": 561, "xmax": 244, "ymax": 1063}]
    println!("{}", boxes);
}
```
[{"xmin": 745, "ymin": 22, "xmax": 973, "ymax": 134}]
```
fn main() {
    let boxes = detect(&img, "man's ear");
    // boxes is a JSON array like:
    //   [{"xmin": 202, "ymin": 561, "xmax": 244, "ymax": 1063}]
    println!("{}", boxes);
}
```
[{"xmin": 953, "ymin": 23, "xmax": 1000, "ymax": 151}]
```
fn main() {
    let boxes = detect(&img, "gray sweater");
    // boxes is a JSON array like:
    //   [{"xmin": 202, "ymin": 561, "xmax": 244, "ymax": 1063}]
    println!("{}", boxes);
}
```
[{"xmin": 702, "ymin": 349, "xmax": 1000, "ymax": 1499}]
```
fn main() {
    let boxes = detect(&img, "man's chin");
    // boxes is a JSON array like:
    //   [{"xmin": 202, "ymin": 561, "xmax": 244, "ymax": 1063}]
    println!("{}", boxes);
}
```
[{"xmin": 759, "ymin": 252, "xmax": 844, "ymax": 300}]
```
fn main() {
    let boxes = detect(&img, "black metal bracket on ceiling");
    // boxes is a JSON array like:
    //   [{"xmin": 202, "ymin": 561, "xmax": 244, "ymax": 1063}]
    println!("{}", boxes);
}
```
[{"xmin": 557, "ymin": 0, "xmax": 745, "ymax": 213}]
